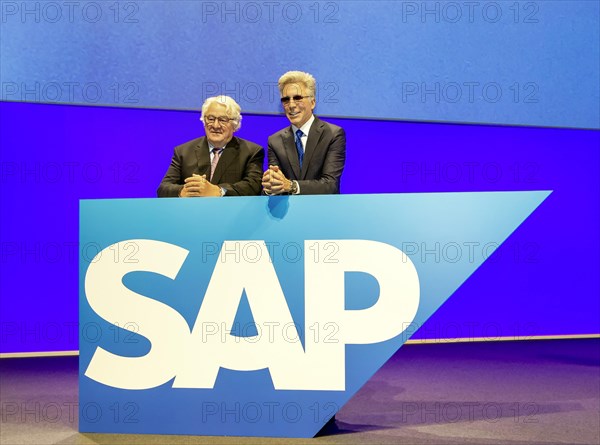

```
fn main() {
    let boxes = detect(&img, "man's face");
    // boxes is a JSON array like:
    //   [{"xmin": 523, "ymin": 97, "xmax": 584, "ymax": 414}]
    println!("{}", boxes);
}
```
[
  {"xmin": 281, "ymin": 83, "xmax": 315, "ymax": 128},
  {"xmin": 203, "ymin": 103, "xmax": 235, "ymax": 147}
]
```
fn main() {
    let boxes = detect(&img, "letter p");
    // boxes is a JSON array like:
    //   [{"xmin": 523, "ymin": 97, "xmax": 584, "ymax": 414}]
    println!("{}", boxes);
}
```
[{"xmin": 304, "ymin": 240, "xmax": 420, "ymax": 389}]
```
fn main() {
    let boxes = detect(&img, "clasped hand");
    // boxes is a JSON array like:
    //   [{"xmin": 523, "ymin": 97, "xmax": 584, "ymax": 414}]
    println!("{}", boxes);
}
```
[
  {"xmin": 262, "ymin": 165, "xmax": 291, "ymax": 195},
  {"xmin": 180, "ymin": 174, "xmax": 221, "ymax": 197}
]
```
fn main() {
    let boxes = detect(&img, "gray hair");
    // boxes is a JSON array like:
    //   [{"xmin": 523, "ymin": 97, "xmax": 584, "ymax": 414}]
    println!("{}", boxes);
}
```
[
  {"xmin": 200, "ymin": 95, "xmax": 242, "ymax": 130},
  {"xmin": 278, "ymin": 71, "xmax": 316, "ymax": 98}
]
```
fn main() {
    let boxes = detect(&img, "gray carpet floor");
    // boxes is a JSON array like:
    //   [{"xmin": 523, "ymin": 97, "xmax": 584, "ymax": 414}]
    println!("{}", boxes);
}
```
[{"xmin": 1, "ymin": 339, "xmax": 599, "ymax": 444}]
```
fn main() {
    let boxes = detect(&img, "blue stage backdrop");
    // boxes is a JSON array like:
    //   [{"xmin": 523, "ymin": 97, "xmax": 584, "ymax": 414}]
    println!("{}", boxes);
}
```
[
  {"xmin": 1, "ymin": 0, "xmax": 599, "ymax": 354},
  {"xmin": 1, "ymin": 0, "xmax": 599, "ymax": 128},
  {"xmin": 0, "ymin": 101, "xmax": 598, "ymax": 353}
]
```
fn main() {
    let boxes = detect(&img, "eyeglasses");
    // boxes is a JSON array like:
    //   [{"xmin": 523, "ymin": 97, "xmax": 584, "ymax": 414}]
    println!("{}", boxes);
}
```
[
  {"xmin": 204, "ymin": 115, "xmax": 233, "ymax": 125},
  {"xmin": 280, "ymin": 95, "xmax": 312, "ymax": 105}
]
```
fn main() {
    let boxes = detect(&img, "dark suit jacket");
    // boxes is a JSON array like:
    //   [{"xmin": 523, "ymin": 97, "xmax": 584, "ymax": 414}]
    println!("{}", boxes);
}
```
[
  {"xmin": 268, "ymin": 116, "xmax": 346, "ymax": 194},
  {"xmin": 157, "ymin": 136, "xmax": 264, "ymax": 197}
]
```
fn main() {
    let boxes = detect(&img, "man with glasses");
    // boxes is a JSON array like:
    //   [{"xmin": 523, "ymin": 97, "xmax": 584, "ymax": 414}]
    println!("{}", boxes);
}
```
[
  {"xmin": 158, "ymin": 95, "xmax": 264, "ymax": 197},
  {"xmin": 262, "ymin": 71, "xmax": 346, "ymax": 195}
]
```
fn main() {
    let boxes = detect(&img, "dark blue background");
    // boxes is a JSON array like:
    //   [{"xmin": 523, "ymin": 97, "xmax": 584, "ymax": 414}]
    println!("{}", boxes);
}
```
[
  {"xmin": 1, "ymin": 0, "xmax": 599, "ymax": 354},
  {"xmin": 1, "ymin": 101, "xmax": 598, "ymax": 353}
]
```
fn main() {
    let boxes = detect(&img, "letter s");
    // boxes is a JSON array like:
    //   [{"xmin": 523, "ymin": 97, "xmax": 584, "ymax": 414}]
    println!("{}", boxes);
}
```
[{"xmin": 83, "ymin": 239, "xmax": 189, "ymax": 389}]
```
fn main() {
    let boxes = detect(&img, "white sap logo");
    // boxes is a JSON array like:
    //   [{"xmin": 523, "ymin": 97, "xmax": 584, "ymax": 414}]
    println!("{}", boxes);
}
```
[{"xmin": 84, "ymin": 240, "xmax": 419, "ymax": 391}]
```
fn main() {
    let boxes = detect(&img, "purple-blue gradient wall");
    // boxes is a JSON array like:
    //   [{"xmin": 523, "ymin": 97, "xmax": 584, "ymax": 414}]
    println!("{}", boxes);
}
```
[
  {"xmin": 0, "ymin": 101, "xmax": 598, "ymax": 353},
  {"xmin": 3, "ymin": 1, "xmax": 598, "ymax": 128}
]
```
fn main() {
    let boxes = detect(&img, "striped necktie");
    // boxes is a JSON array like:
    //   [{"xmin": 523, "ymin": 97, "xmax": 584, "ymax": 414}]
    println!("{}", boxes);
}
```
[
  {"xmin": 210, "ymin": 147, "xmax": 223, "ymax": 180},
  {"xmin": 295, "ymin": 129, "xmax": 304, "ymax": 168}
]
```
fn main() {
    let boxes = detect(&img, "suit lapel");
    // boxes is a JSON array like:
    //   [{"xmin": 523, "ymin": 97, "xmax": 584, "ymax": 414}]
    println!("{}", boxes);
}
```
[
  {"xmin": 282, "ymin": 128, "xmax": 301, "ymax": 179},
  {"xmin": 194, "ymin": 137, "xmax": 212, "ymax": 177},
  {"xmin": 301, "ymin": 117, "xmax": 324, "ymax": 179},
  {"xmin": 211, "ymin": 137, "xmax": 239, "ymax": 184}
]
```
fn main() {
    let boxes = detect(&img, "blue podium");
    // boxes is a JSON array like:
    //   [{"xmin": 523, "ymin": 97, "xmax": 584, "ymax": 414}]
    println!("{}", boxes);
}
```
[{"xmin": 79, "ymin": 192, "xmax": 548, "ymax": 437}]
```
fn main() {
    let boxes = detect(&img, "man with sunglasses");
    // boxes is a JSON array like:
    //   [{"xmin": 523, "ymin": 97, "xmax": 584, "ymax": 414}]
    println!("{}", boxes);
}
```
[
  {"xmin": 262, "ymin": 71, "xmax": 346, "ymax": 195},
  {"xmin": 158, "ymin": 95, "xmax": 264, "ymax": 197}
]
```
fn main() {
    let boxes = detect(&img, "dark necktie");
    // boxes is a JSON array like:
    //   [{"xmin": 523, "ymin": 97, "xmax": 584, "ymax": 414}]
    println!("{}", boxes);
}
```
[
  {"xmin": 295, "ymin": 129, "xmax": 304, "ymax": 168},
  {"xmin": 210, "ymin": 148, "xmax": 223, "ymax": 180}
]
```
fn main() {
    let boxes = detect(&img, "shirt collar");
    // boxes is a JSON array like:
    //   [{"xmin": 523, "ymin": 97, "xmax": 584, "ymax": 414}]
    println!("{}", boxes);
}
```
[
  {"xmin": 208, "ymin": 139, "xmax": 230, "ymax": 151},
  {"xmin": 292, "ymin": 114, "xmax": 315, "ymax": 137}
]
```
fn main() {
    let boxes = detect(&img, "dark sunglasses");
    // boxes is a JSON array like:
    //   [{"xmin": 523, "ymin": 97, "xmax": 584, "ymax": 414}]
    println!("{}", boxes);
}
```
[{"xmin": 280, "ymin": 95, "xmax": 312, "ymax": 105}]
